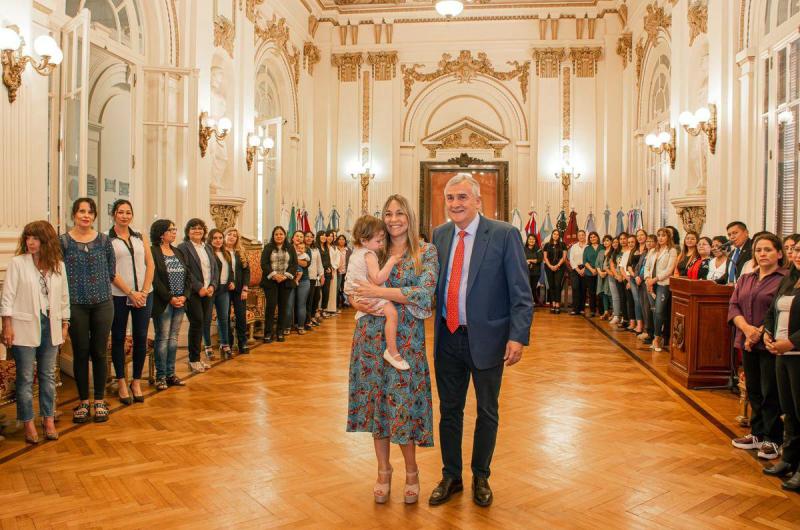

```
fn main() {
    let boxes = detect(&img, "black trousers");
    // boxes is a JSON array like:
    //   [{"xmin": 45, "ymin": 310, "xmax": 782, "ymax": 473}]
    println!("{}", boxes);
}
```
[
  {"xmin": 307, "ymin": 283, "xmax": 321, "ymax": 324},
  {"xmin": 584, "ymin": 275, "xmax": 598, "ymax": 313},
  {"xmin": 228, "ymin": 290, "xmax": 248, "ymax": 351},
  {"xmin": 69, "ymin": 299, "xmax": 114, "ymax": 401},
  {"xmin": 320, "ymin": 275, "xmax": 332, "ymax": 313},
  {"xmin": 743, "ymin": 348, "xmax": 783, "ymax": 444},
  {"xmin": 263, "ymin": 280, "xmax": 292, "ymax": 338},
  {"xmin": 615, "ymin": 280, "xmax": 629, "ymax": 321},
  {"xmin": 545, "ymin": 267, "xmax": 564, "ymax": 303},
  {"xmin": 640, "ymin": 282, "xmax": 654, "ymax": 336},
  {"xmin": 528, "ymin": 272, "xmax": 541, "ymax": 306},
  {"xmin": 185, "ymin": 293, "xmax": 212, "ymax": 362},
  {"xmin": 777, "ymin": 355, "xmax": 800, "ymax": 464},
  {"xmin": 624, "ymin": 285, "xmax": 635, "ymax": 322},
  {"xmin": 570, "ymin": 270, "xmax": 586, "ymax": 312},
  {"xmin": 435, "ymin": 321, "xmax": 504, "ymax": 480}
]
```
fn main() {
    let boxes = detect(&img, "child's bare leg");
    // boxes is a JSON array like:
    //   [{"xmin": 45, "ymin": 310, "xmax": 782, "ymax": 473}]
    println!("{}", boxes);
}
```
[{"xmin": 383, "ymin": 302, "xmax": 401, "ymax": 360}]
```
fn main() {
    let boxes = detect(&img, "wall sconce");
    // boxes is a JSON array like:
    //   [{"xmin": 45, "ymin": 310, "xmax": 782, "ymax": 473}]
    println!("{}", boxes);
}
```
[
  {"xmin": 351, "ymin": 164, "xmax": 375, "ymax": 214},
  {"xmin": 0, "ymin": 26, "xmax": 62, "ymax": 104},
  {"xmin": 645, "ymin": 128, "xmax": 676, "ymax": 169},
  {"xmin": 554, "ymin": 164, "xmax": 581, "ymax": 212},
  {"xmin": 245, "ymin": 132, "xmax": 275, "ymax": 171},
  {"xmin": 198, "ymin": 111, "xmax": 231, "ymax": 158},
  {"xmin": 678, "ymin": 104, "xmax": 717, "ymax": 155}
]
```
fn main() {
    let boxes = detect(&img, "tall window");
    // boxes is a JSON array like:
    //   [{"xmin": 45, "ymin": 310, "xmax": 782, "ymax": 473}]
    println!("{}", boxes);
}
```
[
  {"xmin": 643, "ymin": 55, "xmax": 671, "ymax": 230},
  {"xmin": 66, "ymin": 0, "xmax": 144, "ymax": 54}
]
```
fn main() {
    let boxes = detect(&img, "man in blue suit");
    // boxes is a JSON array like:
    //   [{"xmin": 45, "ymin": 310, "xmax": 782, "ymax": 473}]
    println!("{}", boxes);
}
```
[{"xmin": 428, "ymin": 173, "xmax": 534, "ymax": 507}]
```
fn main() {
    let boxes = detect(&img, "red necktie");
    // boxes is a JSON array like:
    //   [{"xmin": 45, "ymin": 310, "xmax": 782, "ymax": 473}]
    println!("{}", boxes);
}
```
[{"xmin": 446, "ymin": 231, "xmax": 467, "ymax": 333}]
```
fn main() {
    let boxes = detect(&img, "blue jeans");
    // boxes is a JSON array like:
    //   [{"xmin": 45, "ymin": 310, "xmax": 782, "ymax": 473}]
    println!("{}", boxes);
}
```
[
  {"xmin": 653, "ymin": 284, "xmax": 671, "ymax": 338},
  {"xmin": 294, "ymin": 279, "xmax": 311, "ymax": 328},
  {"xmin": 608, "ymin": 278, "xmax": 622, "ymax": 316},
  {"xmin": 204, "ymin": 289, "xmax": 231, "ymax": 347},
  {"xmin": 628, "ymin": 277, "xmax": 643, "ymax": 321},
  {"xmin": 13, "ymin": 313, "xmax": 58, "ymax": 422},
  {"xmin": 111, "ymin": 294, "xmax": 153, "ymax": 380},
  {"xmin": 228, "ymin": 290, "xmax": 248, "ymax": 351},
  {"xmin": 153, "ymin": 305, "xmax": 185, "ymax": 379}
]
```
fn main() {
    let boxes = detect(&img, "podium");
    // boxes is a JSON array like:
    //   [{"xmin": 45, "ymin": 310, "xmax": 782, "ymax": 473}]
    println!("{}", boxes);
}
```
[{"xmin": 668, "ymin": 277, "xmax": 735, "ymax": 389}]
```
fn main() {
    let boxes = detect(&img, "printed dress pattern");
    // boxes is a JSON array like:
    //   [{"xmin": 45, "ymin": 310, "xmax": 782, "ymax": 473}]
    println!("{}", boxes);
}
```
[{"xmin": 346, "ymin": 242, "xmax": 438, "ymax": 447}]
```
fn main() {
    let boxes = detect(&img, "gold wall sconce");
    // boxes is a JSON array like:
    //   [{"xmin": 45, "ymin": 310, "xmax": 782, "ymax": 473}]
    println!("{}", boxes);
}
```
[
  {"xmin": 645, "ymin": 128, "xmax": 676, "ymax": 169},
  {"xmin": 678, "ymin": 104, "xmax": 717, "ymax": 155},
  {"xmin": 351, "ymin": 164, "xmax": 375, "ymax": 214},
  {"xmin": 198, "ymin": 111, "xmax": 231, "ymax": 157},
  {"xmin": 553, "ymin": 164, "xmax": 581, "ymax": 212},
  {"xmin": 0, "ymin": 26, "xmax": 62, "ymax": 104},
  {"xmin": 245, "ymin": 132, "xmax": 275, "ymax": 171}
]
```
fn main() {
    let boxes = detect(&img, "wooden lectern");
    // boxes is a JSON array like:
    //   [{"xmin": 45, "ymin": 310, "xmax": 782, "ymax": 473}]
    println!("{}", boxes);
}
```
[{"xmin": 668, "ymin": 277, "xmax": 735, "ymax": 389}]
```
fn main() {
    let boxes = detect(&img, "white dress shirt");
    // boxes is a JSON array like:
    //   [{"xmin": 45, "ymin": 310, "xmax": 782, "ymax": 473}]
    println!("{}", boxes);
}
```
[
  {"xmin": 442, "ymin": 214, "xmax": 481, "ymax": 325},
  {"xmin": 193, "ymin": 241, "xmax": 211, "ymax": 287},
  {"xmin": 568, "ymin": 242, "xmax": 586, "ymax": 269}
]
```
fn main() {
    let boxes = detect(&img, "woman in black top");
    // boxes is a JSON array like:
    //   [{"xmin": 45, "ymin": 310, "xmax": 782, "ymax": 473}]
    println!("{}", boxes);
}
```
[
  {"xmin": 674, "ymin": 230, "xmax": 699, "ymax": 277},
  {"xmin": 260, "ymin": 226, "xmax": 298, "ymax": 343},
  {"xmin": 224, "ymin": 228, "xmax": 251, "ymax": 354},
  {"xmin": 543, "ymin": 229, "xmax": 568, "ymax": 314},
  {"xmin": 524, "ymin": 234, "xmax": 543, "ymax": 306},
  {"xmin": 316, "ymin": 231, "xmax": 333, "ymax": 319}
]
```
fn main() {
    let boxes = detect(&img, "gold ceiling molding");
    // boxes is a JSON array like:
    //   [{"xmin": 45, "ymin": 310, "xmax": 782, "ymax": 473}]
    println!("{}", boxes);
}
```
[
  {"xmin": 214, "ymin": 15, "xmax": 235, "ymax": 58},
  {"xmin": 532, "ymin": 48, "xmax": 566, "ymax": 78},
  {"xmin": 635, "ymin": 37, "xmax": 646, "ymax": 87},
  {"xmin": 332, "ymin": 52, "xmax": 364, "ymax": 81},
  {"xmin": 309, "ymin": 15, "xmax": 320, "ymax": 37},
  {"xmin": 316, "ymin": 9, "xmax": 619, "ymax": 26},
  {"xmin": 618, "ymin": 1, "xmax": 628, "ymax": 27},
  {"xmin": 421, "ymin": 117, "xmax": 509, "ymax": 159},
  {"xmin": 245, "ymin": 0, "xmax": 264, "ymax": 24},
  {"xmin": 643, "ymin": 2, "xmax": 671, "ymax": 46},
  {"xmin": 562, "ymin": 66, "xmax": 570, "ymax": 142},
  {"xmin": 362, "ymin": 71, "xmax": 370, "ymax": 163},
  {"xmin": 569, "ymin": 46, "xmax": 602, "ymax": 78},
  {"xmin": 688, "ymin": 0, "xmax": 708, "ymax": 47},
  {"xmin": 303, "ymin": 42, "xmax": 321, "ymax": 75},
  {"xmin": 321, "ymin": 1, "xmax": 603, "ymax": 15},
  {"xmin": 367, "ymin": 51, "xmax": 398, "ymax": 81},
  {"xmin": 255, "ymin": 15, "xmax": 301, "ymax": 88},
  {"xmin": 616, "ymin": 32, "xmax": 632, "ymax": 69},
  {"xmin": 400, "ymin": 50, "xmax": 530, "ymax": 106}
]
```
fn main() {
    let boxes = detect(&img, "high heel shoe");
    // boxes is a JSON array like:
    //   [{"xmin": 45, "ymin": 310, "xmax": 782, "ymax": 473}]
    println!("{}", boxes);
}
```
[
  {"xmin": 118, "ymin": 380, "xmax": 132, "ymax": 405},
  {"xmin": 25, "ymin": 432, "xmax": 39, "ymax": 444},
  {"xmin": 404, "ymin": 470, "xmax": 420, "ymax": 504},
  {"xmin": 383, "ymin": 350, "xmax": 410, "ymax": 371},
  {"xmin": 374, "ymin": 468, "xmax": 393, "ymax": 504},
  {"xmin": 130, "ymin": 381, "xmax": 145, "ymax": 403}
]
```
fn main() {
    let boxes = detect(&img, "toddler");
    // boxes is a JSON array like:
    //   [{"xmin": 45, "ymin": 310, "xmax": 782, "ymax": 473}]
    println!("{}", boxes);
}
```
[{"xmin": 345, "ymin": 215, "xmax": 407, "ymax": 370}]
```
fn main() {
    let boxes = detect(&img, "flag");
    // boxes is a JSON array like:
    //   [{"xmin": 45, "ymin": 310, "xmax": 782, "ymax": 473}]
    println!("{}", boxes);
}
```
[
  {"xmin": 540, "ymin": 211, "xmax": 553, "ymax": 243},
  {"xmin": 564, "ymin": 210, "xmax": 578, "ymax": 246},
  {"xmin": 287, "ymin": 204, "xmax": 296, "ymax": 234}
]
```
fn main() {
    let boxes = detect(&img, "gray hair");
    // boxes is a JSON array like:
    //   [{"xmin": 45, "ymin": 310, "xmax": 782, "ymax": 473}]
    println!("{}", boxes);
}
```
[{"xmin": 444, "ymin": 172, "xmax": 481, "ymax": 198}]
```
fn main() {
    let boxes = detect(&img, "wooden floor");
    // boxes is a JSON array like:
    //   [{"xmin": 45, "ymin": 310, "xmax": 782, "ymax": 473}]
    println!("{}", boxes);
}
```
[{"xmin": 1, "ymin": 310, "xmax": 800, "ymax": 529}]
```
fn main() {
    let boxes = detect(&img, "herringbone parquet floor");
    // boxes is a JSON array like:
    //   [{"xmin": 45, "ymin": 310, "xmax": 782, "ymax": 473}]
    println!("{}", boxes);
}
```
[{"xmin": 1, "ymin": 310, "xmax": 799, "ymax": 529}]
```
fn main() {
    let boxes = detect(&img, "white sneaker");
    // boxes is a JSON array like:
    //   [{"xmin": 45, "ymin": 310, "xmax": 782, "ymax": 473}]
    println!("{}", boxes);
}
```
[
  {"xmin": 189, "ymin": 361, "xmax": 205, "ymax": 373},
  {"xmin": 758, "ymin": 441, "xmax": 781, "ymax": 460},
  {"xmin": 201, "ymin": 361, "xmax": 211, "ymax": 369},
  {"xmin": 609, "ymin": 316, "xmax": 620, "ymax": 325}
]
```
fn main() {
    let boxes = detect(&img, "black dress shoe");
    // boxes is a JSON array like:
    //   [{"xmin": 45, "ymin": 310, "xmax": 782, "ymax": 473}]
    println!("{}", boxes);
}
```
[
  {"xmin": 782, "ymin": 471, "xmax": 800, "ymax": 491},
  {"xmin": 276, "ymin": 336, "xmax": 285, "ymax": 342},
  {"xmin": 263, "ymin": 336, "xmax": 273, "ymax": 344},
  {"xmin": 764, "ymin": 461, "xmax": 795, "ymax": 477},
  {"xmin": 472, "ymin": 477, "xmax": 493, "ymax": 507},
  {"xmin": 428, "ymin": 477, "xmax": 463, "ymax": 506}
]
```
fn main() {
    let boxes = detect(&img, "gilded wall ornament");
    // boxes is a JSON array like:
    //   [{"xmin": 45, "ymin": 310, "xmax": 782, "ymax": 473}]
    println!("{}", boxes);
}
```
[
  {"xmin": 362, "ymin": 72, "xmax": 370, "ymax": 147},
  {"xmin": 448, "ymin": 153, "xmax": 484, "ymax": 167},
  {"xmin": 618, "ymin": 1, "xmax": 629, "ymax": 27},
  {"xmin": 213, "ymin": 15, "xmax": 235, "ymax": 58},
  {"xmin": 616, "ymin": 33, "xmax": 633, "ymax": 69},
  {"xmin": 401, "ymin": 50, "xmax": 530, "ymax": 105},
  {"xmin": 588, "ymin": 17, "xmax": 597, "ymax": 39},
  {"xmin": 422, "ymin": 117, "xmax": 509, "ymax": 159},
  {"xmin": 562, "ymin": 66, "xmax": 570, "ymax": 142},
  {"xmin": 688, "ymin": 1, "xmax": 708, "ymax": 47},
  {"xmin": 677, "ymin": 205, "xmax": 707, "ymax": 234},
  {"xmin": 255, "ymin": 15, "xmax": 300, "ymax": 88},
  {"xmin": 303, "ymin": 42, "xmax": 320, "ymax": 75},
  {"xmin": 367, "ymin": 51, "xmax": 398, "ymax": 81},
  {"xmin": 643, "ymin": 2, "xmax": 671, "ymax": 46},
  {"xmin": 531, "ymin": 48, "xmax": 566, "ymax": 78},
  {"xmin": 569, "ymin": 47, "xmax": 602, "ymax": 78},
  {"xmin": 210, "ymin": 203, "xmax": 241, "ymax": 231},
  {"xmin": 245, "ymin": 0, "xmax": 264, "ymax": 24},
  {"xmin": 332, "ymin": 52, "xmax": 364, "ymax": 82},
  {"xmin": 635, "ymin": 38, "xmax": 646, "ymax": 87}
]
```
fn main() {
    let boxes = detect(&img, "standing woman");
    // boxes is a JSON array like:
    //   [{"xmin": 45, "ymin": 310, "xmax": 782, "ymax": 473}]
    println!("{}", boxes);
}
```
[
  {"xmin": 223, "ymin": 227, "xmax": 250, "ymax": 354},
  {"xmin": 60, "ymin": 198, "xmax": 116, "ymax": 423},
  {"xmin": 292, "ymin": 231, "xmax": 311, "ymax": 335},
  {"xmin": 582, "ymin": 232, "xmax": 601, "ymax": 317},
  {"xmin": 206, "ymin": 229, "xmax": 232, "ymax": 359},
  {"xmin": 150, "ymin": 220, "xmax": 190, "ymax": 390},
  {"xmin": 596, "ymin": 235, "xmax": 612, "ymax": 319},
  {"xmin": 336, "ymin": 234, "xmax": 351, "ymax": 309},
  {"xmin": 638, "ymin": 234, "xmax": 657, "ymax": 343},
  {"xmin": 728, "ymin": 233, "xmax": 787, "ymax": 461},
  {"xmin": 348, "ymin": 194, "xmax": 437, "ymax": 505},
  {"xmin": 1, "ymin": 221, "xmax": 69, "ymax": 442},
  {"xmin": 260, "ymin": 226, "xmax": 298, "ymax": 343},
  {"xmin": 305, "ymin": 231, "xmax": 323, "ymax": 328},
  {"xmin": 543, "ymin": 229, "xmax": 567, "ymax": 314},
  {"xmin": 688, "ymin": 237, "xmax": 713, "ymax": 279},
  {"xmin": 626, "ymin": 230, "xmax": 647, "ymax": 334},
  {"xmin": 109, "ymin": 200, "xmax": 154, "ymax": 405},
  {"xmin": 763, "ymin": 239, "xmax": 800, "ymax": 488},
  {"xmin": 177, "ymin": 218, "xmax": 219, "ymax": 373},
  {"xmin": 524, "ymin": 235, "xmax": 543, "ymax": 307},
  {"xmin": 317, "ymin": 231, "xmax": 333, "ymax": 319},
  {"xmin": 674, "ymin": 231, "xmax": 700, "ymax": 277},
  {"xmin": 645, "ymin": 228, "xmax": 678, "ymax": 352},
  {"xmin": 784, "ymin": 234, "xmax": 800, "ymax": 269},
  {"xmin": 606, "ymin": 237, "xmax": 623, "ymax": 325},
  {"xmin": 326, "ymin": 230, "xmax": 341, "ymax": 316}
]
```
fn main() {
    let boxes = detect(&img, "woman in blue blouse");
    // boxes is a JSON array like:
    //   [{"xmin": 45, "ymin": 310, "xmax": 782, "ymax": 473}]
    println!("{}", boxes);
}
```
[{"xmin": 60, "ymin": 198, "xmax": 116, "ymax": 424}]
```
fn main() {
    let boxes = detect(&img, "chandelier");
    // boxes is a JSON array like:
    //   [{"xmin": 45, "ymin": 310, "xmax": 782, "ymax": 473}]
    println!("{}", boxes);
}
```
[{"xmin": 435, "ymin": 0, "xmax": 464, "ymax": 18}]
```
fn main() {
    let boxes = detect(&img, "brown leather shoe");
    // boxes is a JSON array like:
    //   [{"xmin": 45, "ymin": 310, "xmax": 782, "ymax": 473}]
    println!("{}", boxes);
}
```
[
  {"xmin": 428, "ymin": 477, "xmax": 463, "ymax": 506},
  {"xmin": 472, "ymin": 476, "xmax": 493, "ymax": 507}
]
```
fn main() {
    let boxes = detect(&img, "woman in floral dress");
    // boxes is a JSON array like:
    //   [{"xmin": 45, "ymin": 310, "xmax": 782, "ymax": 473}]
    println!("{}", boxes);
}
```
[{"xmin": 347, "ymin": 194, "xmax": 438, "ymax": 505}]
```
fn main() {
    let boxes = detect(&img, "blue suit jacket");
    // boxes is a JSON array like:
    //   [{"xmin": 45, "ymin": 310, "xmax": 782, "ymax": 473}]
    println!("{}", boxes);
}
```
[{"xmin": 433, "ymin": 216, "xmax": 534, "ymax": 369}]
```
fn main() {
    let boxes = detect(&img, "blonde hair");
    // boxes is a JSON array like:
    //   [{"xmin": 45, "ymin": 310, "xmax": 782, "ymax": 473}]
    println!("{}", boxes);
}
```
[
  {"xmin": 656, "ymin": 228, "xmax": 675, "ymax": 251},
  {"xmin": 382, "ymin": 194, "xmax": 422, "ymax": 274},
  {"xmin": 223, "ymin": 227, "xmax": 243, "ymax": 253}
]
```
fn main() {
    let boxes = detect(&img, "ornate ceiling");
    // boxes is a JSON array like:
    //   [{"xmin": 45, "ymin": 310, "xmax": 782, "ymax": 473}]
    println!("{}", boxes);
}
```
[{"xmin": 323, "ymin": 0, "xmax": 600, "ymax": 10}]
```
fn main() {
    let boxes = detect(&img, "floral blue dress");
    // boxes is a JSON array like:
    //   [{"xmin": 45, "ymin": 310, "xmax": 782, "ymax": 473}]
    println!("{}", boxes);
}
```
[{"xmin": 346, "ymin": 242, "xmax": 438, "ymax": 447}]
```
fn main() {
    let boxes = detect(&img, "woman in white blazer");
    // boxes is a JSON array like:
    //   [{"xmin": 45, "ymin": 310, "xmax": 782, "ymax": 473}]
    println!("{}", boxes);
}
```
[{"xmin": 0, "ymin": 221, "xmax": 70, "ymax": 444}]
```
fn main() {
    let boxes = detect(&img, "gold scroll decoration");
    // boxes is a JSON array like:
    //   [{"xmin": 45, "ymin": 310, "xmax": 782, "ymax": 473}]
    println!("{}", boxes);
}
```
[
  {"xmin": 367, "ymin": 51, "xmax": 398, "ymax": 81},
  {"xmin": 643, "ymin": 2, "xmax": 672, "ymax": 46},
  {"xmin": 303, "ymin": 42, "xmax": 320, "ymax": 75},
  {"xmin": 213, "ymin": 15, "xmax": 235, "ymax": 58},
  {"xmin": 616, "ymin": 33, "xmax": 633, "ymax": 69},
  {"xmin": 362, "ymin": 71, "xmax": 370, "ymax": 164},
  {"xmin": 332, "ymin": 52, "xmax": 364, "ymax": 82},
  {"xmin": 245, "ymin": 0, "xmax": 264, "ymax": 24},
  {"xmin": 562, "ymin": 66, "xmax": 570, "ymax": 143},
  {"xmin": 569, "ymin": 47, "xmax": 603, "ymax": 78},
  {"xmin": 688, "ymin": 1, "xmax": 708, "ymax": 47},
  {"xmin": 532, "ymin": 48, "xmax": 566, "ymax": 78},
  {"xmin": 255, "ymin": 15, "xmax": 300, "ymax": 88},
  {"xmin": 400, "ymin": 50, "xmax": 530, "ymax": 106}
]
